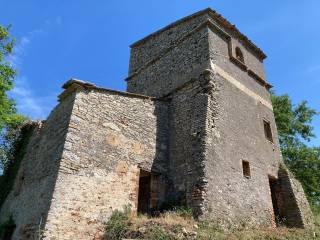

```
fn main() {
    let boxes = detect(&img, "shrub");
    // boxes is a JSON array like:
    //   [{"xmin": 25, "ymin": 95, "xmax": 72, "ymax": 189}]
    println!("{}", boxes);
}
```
[
  {"xmin": 0, "ymin": 123, "xmax": 34, "ymax": 210},
  {"xmin": 172, "ymin": 206, "xmax": 194, "ymax": 219},
  {"xmin": 147, "ymin": 226, "xmax": 175, "ymax": 240},
  {"xmin": 196, "ymin": 221, "xmax": 226, "ymax": 240},
  {"xmin": 103, "ymin": 206, "xmax": 131, "ymax": 240}
]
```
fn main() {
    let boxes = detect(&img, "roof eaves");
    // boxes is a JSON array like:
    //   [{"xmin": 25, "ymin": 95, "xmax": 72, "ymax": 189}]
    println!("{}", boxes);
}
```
[{"xmin": 130, "ymin": 8, "xmax": 266, "ymax": 60}]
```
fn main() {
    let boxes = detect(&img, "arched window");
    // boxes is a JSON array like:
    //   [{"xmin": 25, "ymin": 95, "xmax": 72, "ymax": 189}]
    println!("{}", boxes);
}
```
[{"xmin": 235, "ymin": 47, "xmax": 244, "ymax": 63}]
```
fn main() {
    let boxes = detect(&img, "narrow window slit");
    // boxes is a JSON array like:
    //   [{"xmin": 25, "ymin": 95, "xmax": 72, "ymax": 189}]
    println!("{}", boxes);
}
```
[
  {"xmin": 263, "ymin": 120, "xmax": 273, "ymax": 142},
  {"xmin": 242, "ymin": 160, "xmax": 251, "ymax": 178}
]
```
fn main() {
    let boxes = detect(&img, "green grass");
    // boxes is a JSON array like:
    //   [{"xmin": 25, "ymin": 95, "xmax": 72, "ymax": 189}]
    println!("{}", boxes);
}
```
[
  {"xmin": 147, "ymin": 226, "xmax": 175, "ymax": 240},
  {"xmin": 103, "ymin": 206, "xmax": 131, "ymax": 240},
  {"xmin": 312, "ymin": 205, "xmax": 320, "ymax": 224}
]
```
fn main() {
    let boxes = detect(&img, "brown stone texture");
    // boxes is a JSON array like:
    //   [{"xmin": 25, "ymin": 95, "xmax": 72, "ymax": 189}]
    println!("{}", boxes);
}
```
[
  {"xmin": 0, "ymin": 92, "xmax": 76, "ymax": 240},
  {"xmin": 43, "ymin": 88, "xmax": 169, "ymax": 239},
  {"xmin": 0, "ymin": 7, "xmax": 314, "ymax": 240}
]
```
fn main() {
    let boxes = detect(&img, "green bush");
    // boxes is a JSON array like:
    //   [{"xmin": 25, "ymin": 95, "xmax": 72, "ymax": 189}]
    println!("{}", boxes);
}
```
[
  {"xmin": 103, "ymin": 206, "xmax": 131, "ymax": 240},
  {"xmin": 147, "ymin": 226, "xmax": 175, "ymax": 240},
  {"xmin": 197, "ymin": 221, "xmax": 226, "ymax": 240},
  {"xmin": 314, "ymin": 212, "xmax": 320, "ymax": 229},
  {"xmin": 0, "ymin": 123, "xmax": 34, "ymax": 210},
  {"xmin": 172, "ymin": 206, "xmax": 194, "ymax": 219}
]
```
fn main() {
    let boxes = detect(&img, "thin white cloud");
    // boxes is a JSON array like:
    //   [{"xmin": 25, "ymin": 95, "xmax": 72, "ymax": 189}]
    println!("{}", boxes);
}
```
[
  {"xmin": 305, "ymin": 64, "xmax": 320, "ymax": 74},
  {"xmin": 45, "ymin": 16, "xmax": 62, "ymax": 26},
  {"xmin": 10, "ymin": 76, "xmax": 56, "ymax": 119},
  {"xmin": 7, "ymin": 17, "xmax": 62, "ymax": 119},
  {"xmin": 8, "ymin": 15, "xmax": 62, "ymax": 67},
  {"xmin": 7, "ymin": 36, "xmax": 30, "ymax": 67}
]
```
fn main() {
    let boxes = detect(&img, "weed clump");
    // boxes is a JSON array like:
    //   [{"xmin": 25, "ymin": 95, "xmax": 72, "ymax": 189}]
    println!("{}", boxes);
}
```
[
  {"xmin": 103, "ymin": 206, "xmax": 131, "ymax": 240},
  {"xmin": 147, "ymin": 226, "xmax": 175, "ymax": 240}
]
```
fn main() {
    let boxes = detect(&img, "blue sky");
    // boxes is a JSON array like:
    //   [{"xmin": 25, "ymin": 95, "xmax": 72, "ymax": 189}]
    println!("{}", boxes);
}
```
[{"xmin": 1, "ymin": 0, "xmax": 319, "ymax": 146}]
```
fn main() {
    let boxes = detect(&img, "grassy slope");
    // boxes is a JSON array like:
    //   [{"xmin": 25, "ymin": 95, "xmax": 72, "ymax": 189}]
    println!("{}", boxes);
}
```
[{"xmin": 103, "ymin": 208, "xmax": 320, "ymax": 240}]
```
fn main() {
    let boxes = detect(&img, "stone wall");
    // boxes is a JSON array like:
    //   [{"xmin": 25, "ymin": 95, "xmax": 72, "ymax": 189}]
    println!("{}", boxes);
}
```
[
  {"xmin": 127, "ymin": 10, "xmax": 268, "ymax": 99},
  {"xmin": 127, "ymin": 27, "xmax": 210, "ymax": 97},
  {"xmin": 43, "ymin": 84, "xmax": 169, "ymax": 239},
  {"xmin": 0, "ymin": 92, "xmax": 76, "ymax": 240},
  {"xmin": 126, "ymin": 7, "xmax": 313, "ymax": 229},
  {"xmin": 166, "ymin": 74, "xmax": 212, "ymax": 214},
  {"xmin": 202, "ymin": 67, "xmax": 277, "ymax": 227},
  {"xmin": 208, "ymin": 28, "xmax": 269, "ymax": 100},
  {"xmin": 129, "ymin": 14, "xmax": 208, "ymax": 74},
  {"xmin": 199, "ymin": 64, "xmax": 315, "ymax": 228},
  {"xmin": 202, "ymin": 69, "xmax": 280, "ymax": 228},
  {"xmin": 275, "ymin": 165, "xmax": 314, "ymax": 228},
  {"xmin": 127, "ymin": 8, "xmax": 281, "ymax": 227},
  {"xmin": 0, "ymin": 8, "xmax": 314, "ymax": 239}
]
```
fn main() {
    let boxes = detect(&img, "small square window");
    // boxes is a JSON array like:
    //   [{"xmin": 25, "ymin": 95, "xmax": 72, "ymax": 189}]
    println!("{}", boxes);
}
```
[
  {"xmin": 242, "ymin": 160, "xmax": 251, "ymax": 179},
  {"xmin": 263, "ymin": 120, "xmax": 273, "ymax": 143}
]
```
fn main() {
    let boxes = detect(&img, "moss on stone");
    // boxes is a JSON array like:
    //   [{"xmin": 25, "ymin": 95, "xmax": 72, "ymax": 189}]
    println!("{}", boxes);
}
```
[{"xmin": 0, "ymin": 123, "xmax": 35, "ymax": 210}]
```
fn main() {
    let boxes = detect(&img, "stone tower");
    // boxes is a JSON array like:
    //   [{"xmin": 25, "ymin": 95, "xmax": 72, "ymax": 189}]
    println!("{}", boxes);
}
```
[
  {"xmin": 126, "ymin": 7, "xmax": 314, "ymax": 227},
  {"xmin": 0, "ymin": 8, "xmax": 313, "ymax": 240}
]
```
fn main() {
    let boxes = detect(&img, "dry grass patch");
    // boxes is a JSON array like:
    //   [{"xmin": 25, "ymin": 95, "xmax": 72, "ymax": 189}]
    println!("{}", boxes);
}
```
[
  {"xmin": 133, "ymin": 210, "xmax": 196, "ymax": 231},
  {"xmin": 103, "ymin": 207, "xmax": 320, "ymax": 240}
]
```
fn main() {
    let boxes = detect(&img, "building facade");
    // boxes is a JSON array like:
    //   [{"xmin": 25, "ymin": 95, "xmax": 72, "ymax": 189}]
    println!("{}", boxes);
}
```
[{"xmin": 0, "ymin": 8, "xmax": 314, "ymax": 240}]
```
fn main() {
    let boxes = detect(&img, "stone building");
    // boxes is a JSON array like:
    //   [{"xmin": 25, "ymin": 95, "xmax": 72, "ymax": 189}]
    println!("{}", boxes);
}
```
[{"xmin": 0, "ymin": 8, "xmax": 314, "ymax": 239}]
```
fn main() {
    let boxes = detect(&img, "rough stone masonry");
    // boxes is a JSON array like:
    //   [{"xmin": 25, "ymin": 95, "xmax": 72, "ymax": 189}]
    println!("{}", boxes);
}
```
[{"xmin": 0, "ymin": 8, "xmax": 314, "ymax": 240}]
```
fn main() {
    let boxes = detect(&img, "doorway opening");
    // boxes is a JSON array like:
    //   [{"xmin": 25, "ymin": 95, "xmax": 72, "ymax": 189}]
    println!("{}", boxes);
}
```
[
  {"xmin": 137, "ymin": 170, "xmax": 152, "ymax": 214},
  {"xmin": 269, "ymin": 176, "xmax": 281, "ymax": 226}
]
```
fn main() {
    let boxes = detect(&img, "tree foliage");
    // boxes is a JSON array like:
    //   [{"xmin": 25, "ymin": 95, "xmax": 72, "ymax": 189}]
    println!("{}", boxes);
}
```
[
  {"xmin": 272, "ymin": 94, "xmax": 317, "ymax": 145},
  {"xmin": 0, "ymin": 24, "xmax": 26, "ymax": 172},
  {"xmin": 271, "ymin": 92, "xmax": 320, "ymax": 209}
]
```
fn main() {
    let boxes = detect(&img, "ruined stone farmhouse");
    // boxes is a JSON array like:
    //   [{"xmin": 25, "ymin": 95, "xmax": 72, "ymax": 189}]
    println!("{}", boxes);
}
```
[{"xmin": 0, "ymin": 8, "xmax": 314, "ymax": 239}]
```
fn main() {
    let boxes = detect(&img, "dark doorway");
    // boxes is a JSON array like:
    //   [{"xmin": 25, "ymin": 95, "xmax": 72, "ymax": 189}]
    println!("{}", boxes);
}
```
[
  {"xmin": 269, "ymin": 176, "xmax": 281, "ymax": 226},
  {"xmin": 137, "ymin": 170, "xmax": 151, "ymax": 214}
]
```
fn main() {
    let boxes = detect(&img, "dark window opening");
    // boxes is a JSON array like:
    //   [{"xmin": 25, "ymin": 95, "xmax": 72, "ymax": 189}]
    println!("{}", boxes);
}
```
[
  {"xmin": 263, "ymin": 120, "xmax": 273, "ymax": 142},
  {"xmin": 14, "ymin": 173, "xmax": 25, "ymax": 196},
  {"xmin": 269, "ymin": 176, "xmax": 281, "ymax": 226},
  {"xmin": 242, "ymin": 160, "xmax": 251, "ymax": 178},
  {"xmin": 235, "ymin": 47, "xmax": 244, "ymax": 63},
  {"xmin": 137, "ymin": 170, "xmax": 152, "ymax": 214}
]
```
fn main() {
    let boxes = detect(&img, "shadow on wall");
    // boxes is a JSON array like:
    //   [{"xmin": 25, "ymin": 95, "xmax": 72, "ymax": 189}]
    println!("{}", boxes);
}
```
[
  {"xmin": 270, "ymin": 164, "xmax": 308, "ymax": 228},
  {"xmin": 2, "ymin": 92, "xmax": 173, "ymax": 238},
  {"xmin": 137, "ymin": 100, "xmax": 172, "ymax": 215},
  {"xmin": 0, "ymin": 93, "xmax": 75, "ymax": 239}
]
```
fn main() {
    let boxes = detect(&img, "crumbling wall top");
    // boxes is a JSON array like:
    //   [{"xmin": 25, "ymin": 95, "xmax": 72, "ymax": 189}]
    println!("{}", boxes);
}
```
[
  {"xmin": 59, "ymin": 78, "xmax": 164, "ymax": 102},
  {"xmin": 130, "ymin": 8, "xmax": 266, "ymax": 60}
]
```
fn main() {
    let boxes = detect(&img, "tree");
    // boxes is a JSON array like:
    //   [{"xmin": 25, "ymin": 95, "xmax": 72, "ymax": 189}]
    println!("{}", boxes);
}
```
[
  {"xmin": 0, "ymin": 24, "xmax": 28, "ymax": 210},
  {"xmin": 271, "ymin": 92, "xmax": 320, "ymax": 211},
  {"xmin": 0, "ymin": 24, "xmax": 26, "ymax": 172}
]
